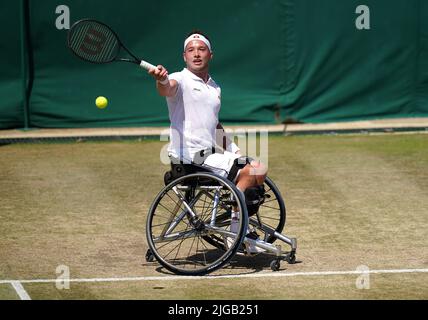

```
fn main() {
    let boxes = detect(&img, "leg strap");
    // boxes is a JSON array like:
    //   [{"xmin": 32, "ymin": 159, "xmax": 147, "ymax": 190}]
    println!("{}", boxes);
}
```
[{"xmin": 227, "ymin": 156, "xmax": 252, "ymax": 182}]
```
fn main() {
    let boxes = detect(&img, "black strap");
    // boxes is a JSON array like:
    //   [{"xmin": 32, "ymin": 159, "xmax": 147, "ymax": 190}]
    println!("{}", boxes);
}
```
[
  {"xmin": 227, "ymin": 156, "xmax": 250, "ymax": 181},
  {"xmin": 192, "ymin": 147, "xmax": 217, "ymax": 165},
  {"xmin": 171, "ymin": 151, "xmax": 250, "ymax": 182}
]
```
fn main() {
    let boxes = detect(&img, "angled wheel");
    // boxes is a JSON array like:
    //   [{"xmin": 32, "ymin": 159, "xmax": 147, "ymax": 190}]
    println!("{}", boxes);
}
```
[
  {"xmin": 248, "ymin": 176, "xmax": 286, "ymax": 244},
  {"xmin": 201, "ymin": 176, "xmax": 287, "ymax": 255},
  {"xmin": 146, "ymin": 173, "xmax": 248, "ymax": 276},
  {"xmin": 145, "ymin": 249, "xmax": 155, "ymax": 262},
  {"xmin": 270, "ymin": 259, "xmax": 281, "ymax": 271},
  {"xmin": 285, "ymin": 253, "xmax": 296, "ymax": 264}
]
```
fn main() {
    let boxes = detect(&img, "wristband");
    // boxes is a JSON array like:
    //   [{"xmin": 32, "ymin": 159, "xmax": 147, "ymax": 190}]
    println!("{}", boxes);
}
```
[{"xmin": 158, "ymin": 78, "xmax": 169, "ymax": 85}]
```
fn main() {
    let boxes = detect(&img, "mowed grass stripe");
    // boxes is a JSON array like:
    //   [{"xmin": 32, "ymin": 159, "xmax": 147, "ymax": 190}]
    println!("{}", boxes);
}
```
[
  {"xmin": 0, "ymin": 134, "xmax": 427, "ymax": 299},
  {"xmin": 0, "ymin": 143, "xmax": 164, "ymax": 279},
  {"xmin": 266, "ymin": 135, "xmax": 428, "ymax": 270},
  {"xmin": 287, "ymin": 135, "xmax": 428, "ymax": 242},
  {"xmin": 16, "ymin": 272, "xmax": 428, "ymax": 300},
  {"xmin": 0, "ymin": 283, "xmax": 22, "ymax": 300}
]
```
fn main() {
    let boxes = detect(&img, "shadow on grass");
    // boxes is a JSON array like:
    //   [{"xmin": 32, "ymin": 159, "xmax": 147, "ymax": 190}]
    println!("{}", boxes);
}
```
[{"xmin": 143, "ymin": 252, "xmax": 302, "ymax": 276}]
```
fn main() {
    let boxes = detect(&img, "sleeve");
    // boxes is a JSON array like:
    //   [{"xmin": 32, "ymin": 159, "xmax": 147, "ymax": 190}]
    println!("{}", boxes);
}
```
[
  {"xmin": 167, "ymin": 72, "xmax": 183, "ymax": 99},
  {"xmin": 168, "ymin": 71, "xmax": 182, "ymax": 84}
]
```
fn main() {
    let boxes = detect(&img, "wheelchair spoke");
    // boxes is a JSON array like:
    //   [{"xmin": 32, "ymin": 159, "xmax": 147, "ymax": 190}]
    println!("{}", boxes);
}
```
[
  {"xmin": 257, "ymin": 215, "xmax": 280, "ymax": 222},
  {"xmin": 187, "ymin": 233, "xmax": 198, "ymax": 263},
  {"xmin": 151, "ymin": 221, "xmax": 188, "ymax": 229},
  {"xmin": 173, "ymin": 232, "xmax": 186, "ymax": 264},
  {"xmin": 193, "ymin": 190, "xmax": 228, "ymax": 224},
  {"xmin": 199, "ymin": 236, "xmax": 210, "ymax": 267},
  {"xmin": 156, "ymin": 203, "xmax": 187, "ymax": 225},
  {"xmin": 147, "ymin": 172, "xmax": 250, "ymax": 275},
  {"xmin": 153, "ymin": 229, "xmax": 197, "ymax": 245},
  {"xmin": 155, "ymin": 203, "xmax": 190, "ymax": 232},
  {"xmin": 164, "ymin": 191, "xmax": 187, "ymax": 211},
  {"xmin": 157, "ymin": 198, "xmax": 183, "ymax": 215},
  {"xmin": 262, "ymin": 197, "xmax": 280, "ymax": 204},
  {"xmin": 200, "ymin": 191, "xmax": 209, "ymax": 218},
  {"xmin": 195, "ymin": 236, "xmax": 205, "ymax": 267},
  {"xmin": 259, "ymin": 203, "xmax": 281, "ymax": 210},
  {"xmin": 172, "ymin": 244, "xmax": 187, "ymax": 263},
  {"xmin": 162, "ymin": 242, "xmax": 185, "ymax": 261},
  {"xmin": 160, "ymin": 228, "xmax": 193, "ymax": 259},
  {"xmin": 194, "ymin": 192, "xmax": 214, "ymax": 219}
]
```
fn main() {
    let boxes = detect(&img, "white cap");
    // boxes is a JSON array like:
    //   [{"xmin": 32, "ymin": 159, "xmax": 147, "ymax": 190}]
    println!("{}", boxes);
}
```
[{"xmin": 184, "ymin": 34, "xmax": 212, "ymax": 52}]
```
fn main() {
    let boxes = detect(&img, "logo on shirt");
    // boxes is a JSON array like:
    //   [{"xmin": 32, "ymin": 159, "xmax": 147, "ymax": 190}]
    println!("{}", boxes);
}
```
[{"xmin": 193, "ymin": 88, "xmax": 201, "ymax": 92}]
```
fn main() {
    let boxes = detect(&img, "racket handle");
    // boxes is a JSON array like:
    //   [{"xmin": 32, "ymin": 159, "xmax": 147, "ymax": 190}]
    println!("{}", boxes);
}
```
[{"xmin": 140, "ymin": 60, "xmax": 157, "ymax": 71}]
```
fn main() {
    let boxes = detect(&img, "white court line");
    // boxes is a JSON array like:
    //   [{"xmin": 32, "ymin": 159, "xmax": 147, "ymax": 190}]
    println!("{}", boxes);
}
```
[
  {"xmin": 1, "ymin": 268, "xmax": 427, "ymax": 285},
  {"xmin": 10, "ymin": 281, "xmax": 31, "ymax": 300}
]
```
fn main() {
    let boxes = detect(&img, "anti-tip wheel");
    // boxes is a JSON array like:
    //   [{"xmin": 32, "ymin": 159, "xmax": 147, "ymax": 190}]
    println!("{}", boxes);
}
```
[
  {"xmin": 285, "ymin": 253, "xmax": 296, "ymax": 264},
  {"xmin": 270, "ymin": 259, "xmax": 281, "ymax": 271},
  {"xmin": 145, "ymin": 249, "xmax": 155, "ymax": 262}
]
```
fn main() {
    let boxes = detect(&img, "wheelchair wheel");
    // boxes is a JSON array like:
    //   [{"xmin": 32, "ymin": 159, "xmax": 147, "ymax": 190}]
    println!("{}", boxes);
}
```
[
  {"xmin": 198, "ymin": 176, "xmax": 287, "ymax": 254},
  {"xmin": 248, "ymin": 176, "xmax": 286, "ymax": 244},
  {"xmin": 146, "ymin": 172, "xmax": 248, "ymax": 276}
]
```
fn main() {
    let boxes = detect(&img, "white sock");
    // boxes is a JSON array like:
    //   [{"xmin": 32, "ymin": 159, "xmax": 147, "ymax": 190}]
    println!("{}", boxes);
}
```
[
  {"xmin": 230, "ymin": 211, "xmax": 239, "ymax": 233},
  {"xmin": 234, "ymin": 187, "xmax": 251, "ymax": 234}
]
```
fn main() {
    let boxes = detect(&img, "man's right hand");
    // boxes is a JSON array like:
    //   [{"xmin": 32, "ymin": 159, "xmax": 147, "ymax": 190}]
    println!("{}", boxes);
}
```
[
  {"xmin": 149, "ymin": 65, "xmax": 178, "ymax": 97},
  {"xmin": 148, "ymin": 65, "xmax": 169, "ymax": 84}
]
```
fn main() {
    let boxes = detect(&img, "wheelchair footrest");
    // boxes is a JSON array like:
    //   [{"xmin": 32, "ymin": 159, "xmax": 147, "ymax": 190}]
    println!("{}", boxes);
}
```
[{"xmin": 290, "ymin": 237, "xmax": 297, "ymax": 251}]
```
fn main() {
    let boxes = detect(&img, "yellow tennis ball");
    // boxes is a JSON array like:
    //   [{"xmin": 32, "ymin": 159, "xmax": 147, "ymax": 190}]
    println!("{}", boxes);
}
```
[{"xmin": 96, "ymin": 96, "xmax": 108, "ymax": 109}]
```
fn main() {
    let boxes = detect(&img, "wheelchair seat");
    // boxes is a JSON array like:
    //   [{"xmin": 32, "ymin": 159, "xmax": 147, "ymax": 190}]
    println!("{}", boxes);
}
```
[
  {"xmin": 164, "ymin": 161, "xmax": 212, "ymax": 186},
  {"xmin": 164, "ymin": 153, "xmax": 249, "ymax": 186}
]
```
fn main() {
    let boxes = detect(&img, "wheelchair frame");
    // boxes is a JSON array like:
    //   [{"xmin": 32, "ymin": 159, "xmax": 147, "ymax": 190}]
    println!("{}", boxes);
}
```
[{"xmin": 145, "ymin": 162, "xmax": 297, "ymax": 275}]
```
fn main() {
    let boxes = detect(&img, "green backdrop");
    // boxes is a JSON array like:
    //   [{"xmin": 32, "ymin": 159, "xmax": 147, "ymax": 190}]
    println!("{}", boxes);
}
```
[
  {"xmin": 1, "ymin": 0, "xmax": 427, "ymax": 129},
  {"xmin": 0, "ymin": 1, "xmax": 24, "ymax": 128}
]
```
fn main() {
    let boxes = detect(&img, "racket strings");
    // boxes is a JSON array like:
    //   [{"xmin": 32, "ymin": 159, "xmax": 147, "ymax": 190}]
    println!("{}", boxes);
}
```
[{"xmin": 68, "ymin": 21, "xmax": 120, "ymax": 63}]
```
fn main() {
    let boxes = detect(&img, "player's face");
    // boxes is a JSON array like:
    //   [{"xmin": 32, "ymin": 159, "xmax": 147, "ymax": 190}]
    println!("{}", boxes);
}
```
[{"xmin": 183, "ymin": 40, "xmax": 212, "ymax": 73}]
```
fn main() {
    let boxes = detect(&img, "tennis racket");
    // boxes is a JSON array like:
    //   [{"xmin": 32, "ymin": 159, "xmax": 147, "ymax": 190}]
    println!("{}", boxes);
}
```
[{"xmin": 67, "ymin": 19, "xmax": 159, "ymax": 72}]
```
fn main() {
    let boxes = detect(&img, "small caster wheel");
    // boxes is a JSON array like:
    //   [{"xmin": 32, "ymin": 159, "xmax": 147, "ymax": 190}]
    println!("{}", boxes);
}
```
[
  {"xmin": 145, "ymin": 249, "xmax": 155, "ymax": 262},
  {"xmin": 270, "ymin": 259, "xmax": 280, "ymax": 271},
  {"xmin": 285, "ymin": 253, "xmax": 296, "ymax": 264}
]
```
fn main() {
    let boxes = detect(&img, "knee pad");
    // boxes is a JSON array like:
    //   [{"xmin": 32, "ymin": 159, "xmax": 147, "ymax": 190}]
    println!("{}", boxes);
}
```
[{"xmin": 244, "ymin": 185, "xmax": 265, "ymax": 216}]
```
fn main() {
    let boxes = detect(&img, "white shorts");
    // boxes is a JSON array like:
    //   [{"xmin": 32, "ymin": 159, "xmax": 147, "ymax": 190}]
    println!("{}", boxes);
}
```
[{"xmin": 202, "ymin": 151, "xmax": 242, "ymax": 181}]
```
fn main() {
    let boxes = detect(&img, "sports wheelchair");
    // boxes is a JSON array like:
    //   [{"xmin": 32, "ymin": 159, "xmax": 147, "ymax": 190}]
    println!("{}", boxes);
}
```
[{"xmin": 145, "ymin": 156, "xmax": 297, "ymax": 275}]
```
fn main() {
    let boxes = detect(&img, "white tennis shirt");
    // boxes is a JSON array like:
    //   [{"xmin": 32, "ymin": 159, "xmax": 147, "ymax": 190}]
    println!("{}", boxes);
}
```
[{"xmin": 166, "ymin": 68, "xmax": 222, "ymax": 162}]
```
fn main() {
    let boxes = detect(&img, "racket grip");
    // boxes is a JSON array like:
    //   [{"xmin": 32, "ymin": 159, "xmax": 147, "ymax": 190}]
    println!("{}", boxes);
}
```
[{"xmin": 140, "ymin": 60, "xmax": 157, "ymax": 71}]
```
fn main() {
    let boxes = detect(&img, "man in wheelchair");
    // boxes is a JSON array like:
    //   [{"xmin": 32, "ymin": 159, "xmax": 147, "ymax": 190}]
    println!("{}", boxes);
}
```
[
  {"xmin": 149, "ymin": 30, "xmax": 268, "ymax": 251},
  {"xmin": 145, "ymin": 30, "xmax": 296, "ymax": 274}
]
